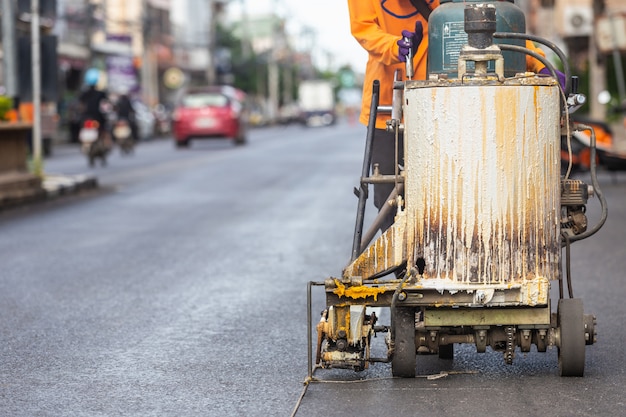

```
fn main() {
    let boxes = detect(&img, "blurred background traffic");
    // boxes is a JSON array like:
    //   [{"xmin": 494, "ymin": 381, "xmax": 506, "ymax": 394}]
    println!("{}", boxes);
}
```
[{"xmin": 0, "ymin": 0, "xmax": 625, "ymax": 155}]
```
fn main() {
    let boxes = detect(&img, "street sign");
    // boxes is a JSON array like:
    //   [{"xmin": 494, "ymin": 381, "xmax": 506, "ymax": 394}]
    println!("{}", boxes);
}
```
[
  {"xmin": 164, "ymin": 67, "xmax": 185, "ymax": 89},
  {"xmin": 340, "ymin": 71, "xmax": 355, "ymax": 88}
]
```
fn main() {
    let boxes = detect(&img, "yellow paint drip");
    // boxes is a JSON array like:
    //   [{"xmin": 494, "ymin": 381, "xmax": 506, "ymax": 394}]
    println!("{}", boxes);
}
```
[{"xmin": 333, "ymin": 279, "xmax": 387, "ymax": 301}]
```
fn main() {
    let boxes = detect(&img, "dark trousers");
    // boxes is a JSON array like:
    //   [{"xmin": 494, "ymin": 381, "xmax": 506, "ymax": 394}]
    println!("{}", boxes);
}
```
[{"xmin": 371, "ymin": 128, "xmax": 404, "ymax": 232}]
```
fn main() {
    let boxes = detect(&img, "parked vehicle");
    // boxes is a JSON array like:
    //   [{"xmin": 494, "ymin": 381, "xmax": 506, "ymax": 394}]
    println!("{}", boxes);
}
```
[
  {"xmin": 152, "ymin": 103, "xmax": 172, "ymax": 136},
  {"xmin": 298, "ymin": 80, "xmax": 336, "ymax": 127},
  {"xmin": 79, "ymin": 119, "xmax": 111, "ymax": 167},
  {"xmin": 171, "ymin": 86, "xmax": 248, "ymax": 147},
  {"xmin": 277, "ymin": 103, "xmax": 301, "ymax": 125},
  {"xmin": 131, "ymin": 99, "xmax": 156, "ymax": 141},
  {"xmin": 561, "ymin": 114, "xmax": 626, "ymax": 174}
]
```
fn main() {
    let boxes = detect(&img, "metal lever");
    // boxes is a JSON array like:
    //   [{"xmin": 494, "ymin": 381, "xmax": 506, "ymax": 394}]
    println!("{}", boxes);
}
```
[{"xmin": 404, "ymin": 36, "xmax": 414, "ymax": 80}]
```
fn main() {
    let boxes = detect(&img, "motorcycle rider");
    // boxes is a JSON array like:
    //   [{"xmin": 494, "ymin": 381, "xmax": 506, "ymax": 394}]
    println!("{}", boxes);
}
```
[
  {"xmin": 113, "ymin": 89, "xmax": 138, "ymax": 144},
  {"xmin": 78, "ymin": 68, "xmax": 111, "ymax": 166},
  {"xmin": 79, "ymin": 68, "xmax": 109, "ymax": 136}
]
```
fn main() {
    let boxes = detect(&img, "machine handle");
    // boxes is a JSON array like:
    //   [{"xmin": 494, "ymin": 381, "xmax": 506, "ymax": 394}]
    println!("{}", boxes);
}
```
[{"xmin": 404, "ymin": 36, "xmax": 414, "ymax": 80}]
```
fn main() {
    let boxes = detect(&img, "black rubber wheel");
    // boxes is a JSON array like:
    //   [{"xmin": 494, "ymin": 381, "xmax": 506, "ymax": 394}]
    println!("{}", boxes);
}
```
[
  {"xmin": 234, "ymin": 132, "xmax": 247, "ymax": 146},
  {"xmin": 558, "ymin": 298, "xmax": 586, "ymax": 377},
  {"xmin": 438, "ymin": 343, "xmax": 454, "ymax": 360},
  {"xmin": 392, "ymin": 307, "xmax": 416, "ymax": 378}
]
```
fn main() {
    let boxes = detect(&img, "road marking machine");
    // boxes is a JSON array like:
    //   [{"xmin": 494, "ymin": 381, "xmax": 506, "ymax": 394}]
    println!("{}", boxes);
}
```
[{"xmin": 308, "ymin": 1, "xmax": 607, "ymax": 378}]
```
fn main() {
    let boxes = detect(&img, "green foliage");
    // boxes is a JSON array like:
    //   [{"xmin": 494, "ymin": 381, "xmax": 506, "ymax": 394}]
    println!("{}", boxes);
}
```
[
  {"xmin": 216, "ymin": 23, "xmax": 262, "ymax": 94},
  {"xmin": 0, "ymin": 96, "xmax": 13, "ymax": 121},
  {"xmin": 214, "ymin": 22, "xmax": 337, "ymax": 97}
]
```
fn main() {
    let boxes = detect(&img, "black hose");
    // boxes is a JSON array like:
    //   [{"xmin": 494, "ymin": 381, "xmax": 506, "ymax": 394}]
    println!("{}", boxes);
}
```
[
  {"xmin": 566, "ymin": 124, "xmax": 609, "ymax": 243},
  {"xmin": 561, "ymin": 232, "xmax": 574, "ymax": 299},
  {"xmin": 494, "ymin": 32, "xmax": 571, "ymax": 95},
  {"xmin": 497, "ymin": 44, "xmax": 562, "ymax": 91}
]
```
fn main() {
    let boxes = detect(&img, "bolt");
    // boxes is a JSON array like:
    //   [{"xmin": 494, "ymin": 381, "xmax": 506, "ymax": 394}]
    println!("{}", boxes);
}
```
[
  {"xmin": 398, "ymin": 292, "xmax": 407, "ymax": 301},
  {"xmin": 336, "ymin": 338, "xmax": 348, "ymax": 351}
]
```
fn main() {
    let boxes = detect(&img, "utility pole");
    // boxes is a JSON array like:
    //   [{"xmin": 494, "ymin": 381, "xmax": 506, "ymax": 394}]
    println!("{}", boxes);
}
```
[
  {"xmin": 1, "ymin": 0, "xmax": 18, "ymax": 101},
  {"xmin": 239, "ymin": 0, "xmax": 251, "ymax": 60},
  {"xmin": 589, "ymin": 0, "xmax": 607, "ymax": 120},
  {"xmin": 267, "ymin": 0, "xmax": 281, "ymax": 123},
  {"xmin": 206, "ymin": 0, "xmax": 217, "ymax": 85},
  {"xmin": 607, "ymin": 11, "xmax": 626, "ymax": 104},
  {"xmin": 141, "ymin": 0, "xmax": 151, "ymax": 105},
  {"xmin": 31, "ymin": 0, "xmax": 43, "ymax": 176}
]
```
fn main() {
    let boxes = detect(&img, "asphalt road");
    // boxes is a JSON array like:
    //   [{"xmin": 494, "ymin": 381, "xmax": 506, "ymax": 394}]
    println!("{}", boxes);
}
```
[{"xmin": 1, "ymin": 122, "xmax": 625, "ymax": 416}]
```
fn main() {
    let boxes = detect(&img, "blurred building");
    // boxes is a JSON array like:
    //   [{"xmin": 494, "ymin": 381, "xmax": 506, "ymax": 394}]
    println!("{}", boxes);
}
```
[
  {"xmin": 229, "ymin": 12, "xmax": 300, "ymax": 123},
  {"xmin": 522, "ymin": 0, "xmax": 626, "ymax": 118},
  {"xmin": 141, "ymin": 0, "xmax": 174, "ymax": 106},
  {"xmin": 51, "ymin": 0, "xmax": 173, "ymax": 105},
  {"xmin": 55, "ymin": 0, "xmax": 91, "ymax": 95},
  {"xmin": 171, "ymin": 0, "xmax": 228, "ymax": 88}
]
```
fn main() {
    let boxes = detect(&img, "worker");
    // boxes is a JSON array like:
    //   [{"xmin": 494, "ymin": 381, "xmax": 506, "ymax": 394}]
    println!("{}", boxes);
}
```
[{"xmin": 347, "ymin": 0, "xmax": 565, "ymax": 233}]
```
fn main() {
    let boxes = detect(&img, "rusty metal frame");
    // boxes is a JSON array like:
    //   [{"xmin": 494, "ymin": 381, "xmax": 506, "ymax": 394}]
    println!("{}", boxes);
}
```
[
  {"xmin": 423, "ymin": 306, "xmax": 551, "ymax": 327},
  {"xmin": 324, "ymin": 279, "xmax": 550, "ymax": 309},
  {"xmin": 307, "ymin": 280, "xmax": 326, "ymax": 380}
]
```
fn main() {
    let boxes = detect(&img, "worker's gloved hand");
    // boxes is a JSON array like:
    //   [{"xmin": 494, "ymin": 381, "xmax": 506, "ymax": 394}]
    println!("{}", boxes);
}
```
[
  {"xmin": 397, "ymin": 21, "xmax": 424, "ymax": 63},
  {"xmin": 539, "ymin": 67, "xmax": 567, "ymax": 91}
]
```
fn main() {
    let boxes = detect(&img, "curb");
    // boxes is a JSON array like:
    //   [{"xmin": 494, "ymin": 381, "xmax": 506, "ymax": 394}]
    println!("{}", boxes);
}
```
[
  {"xmin": 0, "ymin": 174, "xmax": 99, "ymax": 212},
  {"xmin": 42, "ymin": 174, "xmax": 99, "ymax": 198}
]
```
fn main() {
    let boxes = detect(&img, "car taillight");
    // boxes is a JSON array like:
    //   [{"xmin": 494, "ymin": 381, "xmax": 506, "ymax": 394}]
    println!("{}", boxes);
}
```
[{"xmin": 84, "ymin": 120, "xmax": 99, "ymax": 129}]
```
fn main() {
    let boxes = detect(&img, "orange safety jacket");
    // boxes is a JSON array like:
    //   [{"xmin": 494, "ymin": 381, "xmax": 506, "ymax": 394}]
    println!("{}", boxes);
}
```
[{"xmin": 348, "ymin": 0, "xmax": 547, "ymax": 129}]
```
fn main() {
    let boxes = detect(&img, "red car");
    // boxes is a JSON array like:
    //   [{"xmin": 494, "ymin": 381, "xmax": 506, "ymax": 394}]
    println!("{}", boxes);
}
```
[{"xmin": 171, "ymin": 86, "xmax": 248, "ymax": 147}]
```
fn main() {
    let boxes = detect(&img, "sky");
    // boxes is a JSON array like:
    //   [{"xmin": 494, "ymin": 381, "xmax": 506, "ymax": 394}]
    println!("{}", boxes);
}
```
[{"xmin": 226, "ymin": 0, "xmax": 368, "ymax": 72}]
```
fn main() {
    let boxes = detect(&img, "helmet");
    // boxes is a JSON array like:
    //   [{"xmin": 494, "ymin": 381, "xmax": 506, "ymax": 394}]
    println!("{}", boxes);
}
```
[{"xmin": 84, "ymin": 68, "xmax": 100, "ymax": 86}]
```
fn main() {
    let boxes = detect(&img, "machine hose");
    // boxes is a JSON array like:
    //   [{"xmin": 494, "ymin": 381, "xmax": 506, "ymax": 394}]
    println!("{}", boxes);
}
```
[
  {"xmin": 566, "ymin": 124, "xmax": 609, "ymax": 243},
  {"xmin": 494, "ymin": 32, "xmax": 571, "ymax": 95},
  {"xmin": 497, "ymin": 44, "xmax": 563, "ymax": 96}
]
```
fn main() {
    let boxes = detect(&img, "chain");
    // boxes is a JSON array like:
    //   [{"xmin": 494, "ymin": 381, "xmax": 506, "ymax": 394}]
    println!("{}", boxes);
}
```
[{"xmin": 505, "ymin": 326, "xmax": 516, "ymax": 365}]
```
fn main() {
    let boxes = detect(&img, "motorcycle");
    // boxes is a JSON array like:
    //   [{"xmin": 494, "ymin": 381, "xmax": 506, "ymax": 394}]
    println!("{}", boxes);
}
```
[
  {"xmin": 561, "ymin": 113, "xmax": 626, "ymax": 175},
  {"xmin": 112, "ymin": 118, "xmax": 134, "ymax": 155},
  {"xmin": 79, "ymin": 119, "xmax": 112, "ymax": 167}
]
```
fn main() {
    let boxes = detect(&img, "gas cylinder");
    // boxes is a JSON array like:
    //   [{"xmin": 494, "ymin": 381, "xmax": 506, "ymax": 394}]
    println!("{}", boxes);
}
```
[{"xmin": 428, "ymin": 0, "xmax": 526, "ymax": 78}]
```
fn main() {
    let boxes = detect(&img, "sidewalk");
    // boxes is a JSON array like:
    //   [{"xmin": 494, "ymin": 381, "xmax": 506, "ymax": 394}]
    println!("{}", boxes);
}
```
[{"xmin": 0, "ymin": 172, "xmax": 98, "ymax": 212}]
